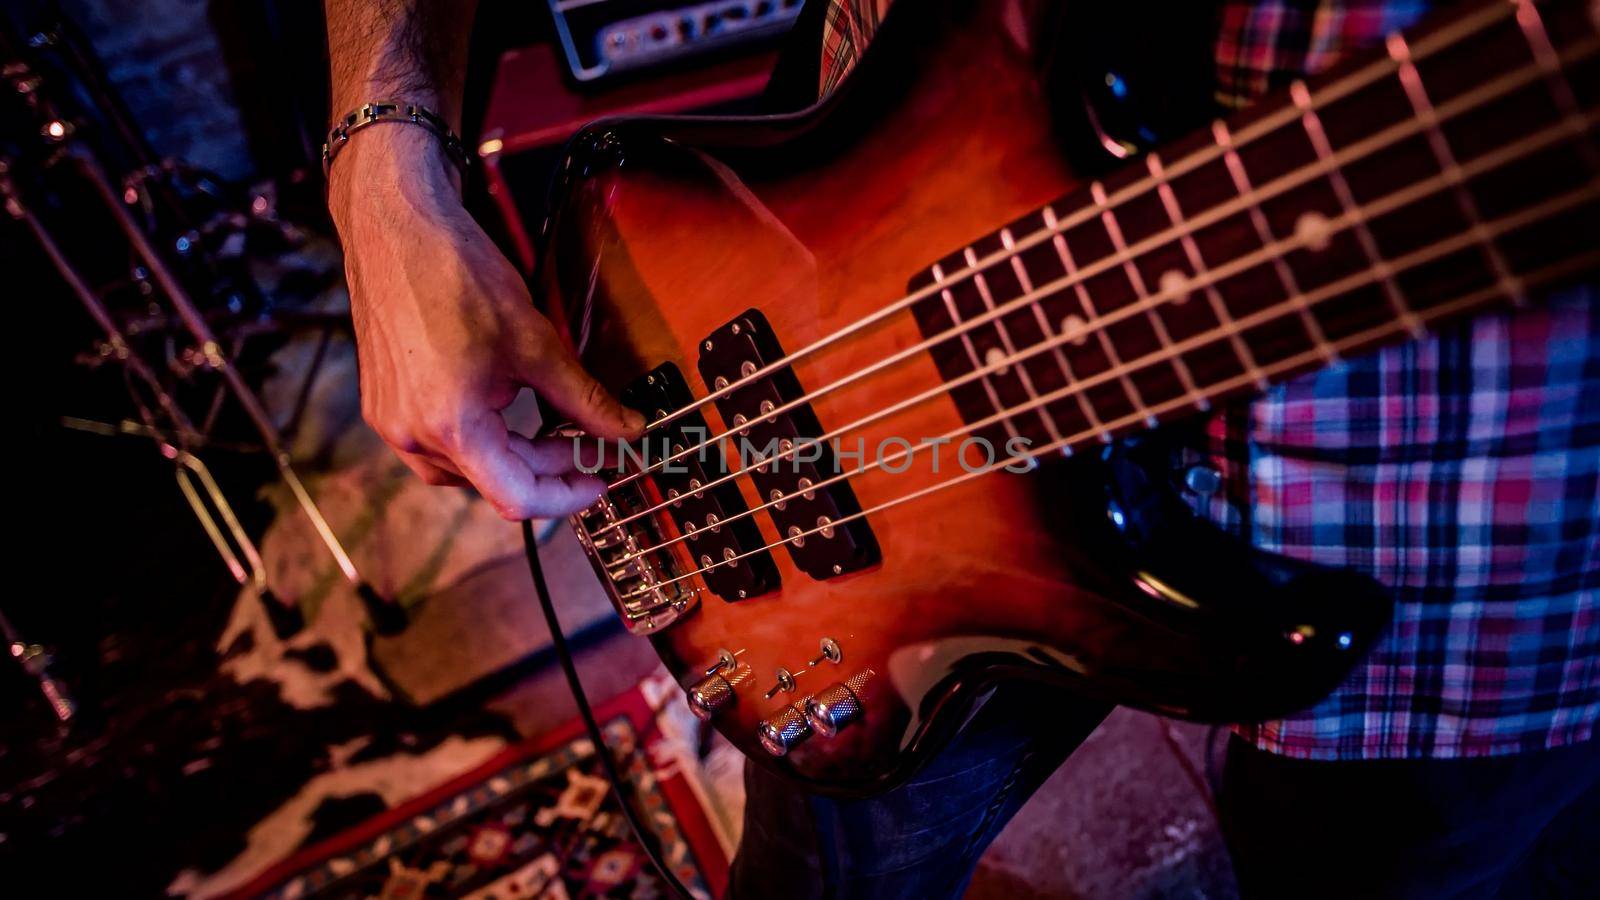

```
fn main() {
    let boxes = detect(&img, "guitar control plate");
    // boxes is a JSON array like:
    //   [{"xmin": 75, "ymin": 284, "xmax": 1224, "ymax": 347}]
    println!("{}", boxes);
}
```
[{"xmin": 698, "ymin": 311, "xmax": 880, "ymax": 581}]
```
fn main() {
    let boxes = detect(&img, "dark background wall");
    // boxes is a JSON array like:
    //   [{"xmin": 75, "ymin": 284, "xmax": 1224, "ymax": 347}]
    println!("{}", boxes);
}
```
[
  {"xmin": 15, "ymin": 0, "xmax": 545, "ymax": 187},
  {"xmin": 59, "ymin": 0, "xmax": 262, "ymax": 180}
]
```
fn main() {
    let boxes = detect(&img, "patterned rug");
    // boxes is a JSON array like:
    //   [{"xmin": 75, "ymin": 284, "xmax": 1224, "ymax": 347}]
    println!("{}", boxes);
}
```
[{"xmin": 227, "ymin": 685, "xmax": 729, "ymax": 900}]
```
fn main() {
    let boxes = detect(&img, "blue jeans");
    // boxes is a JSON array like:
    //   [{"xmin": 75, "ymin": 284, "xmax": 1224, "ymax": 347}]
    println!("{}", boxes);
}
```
[
  {"xmin": 728, "ymin": 683, "xmax": 1110, "ymax": 899},
  {"xmin": 1217, "ymin": 734, "xmax": 1600, "ymax": 900},
  {"xmin": 728, "ymin": 684, "xmax": 1600, "ymax": 899}
]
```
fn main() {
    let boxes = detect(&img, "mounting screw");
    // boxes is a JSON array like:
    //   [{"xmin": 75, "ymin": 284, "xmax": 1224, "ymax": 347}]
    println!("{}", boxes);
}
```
[
  {"xmin": 832, "ymin": 564, "xmax": 843, "ymax": 575},
  {"xmin": 704, "ymin": 340, "xmax": 714, "ymax": 351}
]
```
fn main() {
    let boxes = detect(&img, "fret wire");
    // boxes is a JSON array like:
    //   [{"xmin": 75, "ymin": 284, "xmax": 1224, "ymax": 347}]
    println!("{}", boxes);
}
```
[
  {"xmin": 612, "ymin": 173, "xmax": 1600, "ymax": 568},
  {"xmin": 932, "ymin": 261, "xmax": 1023, "ymax": 443},
  {"xmin": 1211, "ymin": 119, "xmax": 1339, "ymax": 364},
  {"xmin": 600, "ymin": 1, "xmax": 1521, "ymax": 456},
  {"xmin": 1089, "ymin": 180, "xmax": 1207, "ymax": 410},
  {"xmin": 1033, "ymin": 251, "xmax": 1600, "ymax": 462},
  {"xmin": 1002, "ymin": 226, "xmax": 1110, "ymax": 443},
  {"xmin": 1389, "ymin": 32, "xmax": 1529, "ymax": 306},
  {"xmin": 1291, "ymin": 79, "xmax": 1427, "ymax": 338},
  {"xmin": 1514, "ymin": 0, "xmax": 1600, "ymax": 171},
  {"xmin": 1146, "ymin": 150, "xmax": 1271, "ymax": 390},
  {"xmin": 601, "ymin": 33, "xmax": 1595, "ymax": 500},
  {"xmin": 936, "ymin": 142, "xmax": 1600, "ymax": 486},
  {"xmin": 1026, "ymin": 184, "xmax": 1600, "ymax": 459},
  {"xmin": 1043, "ymin": 204, "xmax": 1158, "ymax": 425},
  {"xmin": 619, "ymin": 245, "xmax": 1600, "ymax": 597},
  {"xmin": 599, "ymin": 82, "xmax": 1597, "ymax": 520},
  {"xmin": 965, "ymin": 246, "xmax": 1065, "ymax": 443}
]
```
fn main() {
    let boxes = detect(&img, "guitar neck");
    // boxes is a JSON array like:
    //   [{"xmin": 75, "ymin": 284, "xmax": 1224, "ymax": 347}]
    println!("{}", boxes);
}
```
[{"xmin": 909, "ymin": 0, "xmax": 1600, "ymax": 455}]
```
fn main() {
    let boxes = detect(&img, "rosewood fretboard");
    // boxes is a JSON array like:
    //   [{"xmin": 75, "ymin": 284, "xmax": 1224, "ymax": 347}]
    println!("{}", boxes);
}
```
[{"xmin": 909, "ymin": 0, "xmax": 1600, "ymax": 455}]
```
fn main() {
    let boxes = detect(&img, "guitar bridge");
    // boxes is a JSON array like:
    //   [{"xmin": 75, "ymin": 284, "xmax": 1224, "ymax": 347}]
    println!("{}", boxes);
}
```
[
  {"xmin": 573, "ymin": 363, "xmax": 781, "ymax": 631},
  {"xmin": 573, "ymin": 480, "xmax": 696, "ymax": 635}
]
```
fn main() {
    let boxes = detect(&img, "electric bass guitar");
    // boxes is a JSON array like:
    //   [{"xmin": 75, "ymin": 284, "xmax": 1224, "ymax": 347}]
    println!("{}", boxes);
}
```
[{"xmin": 535, "ymin": 0, "xmax": 1600, "ymax": 795}]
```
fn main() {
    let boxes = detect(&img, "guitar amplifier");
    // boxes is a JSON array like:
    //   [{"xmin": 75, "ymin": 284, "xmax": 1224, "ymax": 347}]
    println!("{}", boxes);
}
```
[
  {"xmin": 478, "ymin": 42, "xmax": 777, "ymax": 274},
  {"xmin": 546, "ymin": 0, "xmax": 802, "ymax": 82}
]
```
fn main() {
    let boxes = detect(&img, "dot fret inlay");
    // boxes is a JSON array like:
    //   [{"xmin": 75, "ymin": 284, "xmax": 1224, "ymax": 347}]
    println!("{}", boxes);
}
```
[
  {"xmin": 1293, "ymin": 211, "xmax": 1334, "ymax": 252},
  {"xmin": 1157, "ymin": 269, "xmax": 1191, "ymax": 305},
  {"xmin": 1059, "ymin": 314, "xmax": 1089, "ymax": 345},
  {"xmin": 983, "ymin": 346, "xmax": 1009, "ymax": 375}
]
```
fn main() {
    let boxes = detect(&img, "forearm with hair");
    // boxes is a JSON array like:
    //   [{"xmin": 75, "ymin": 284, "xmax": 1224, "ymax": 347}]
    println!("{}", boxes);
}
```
[{"xmin": 325, "ymin": 0, "xmax": 478, "ymax": 130}]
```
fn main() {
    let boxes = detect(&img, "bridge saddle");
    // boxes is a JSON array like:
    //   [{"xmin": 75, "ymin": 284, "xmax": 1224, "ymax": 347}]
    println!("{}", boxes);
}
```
[{"xmin": 572, "ymin": 479, "xmax": 695, "ymax": 635}]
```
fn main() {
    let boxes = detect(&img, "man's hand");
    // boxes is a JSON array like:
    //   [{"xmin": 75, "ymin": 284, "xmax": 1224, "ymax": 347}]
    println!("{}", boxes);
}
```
[{"xmin": 329, "ymin": 127, "xmax": 643, "ymax": 520}]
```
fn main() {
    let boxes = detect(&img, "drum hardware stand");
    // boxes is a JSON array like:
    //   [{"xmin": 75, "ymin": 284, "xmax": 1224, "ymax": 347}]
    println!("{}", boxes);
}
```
[
  {"xmin": 76, "ymin": 149, "xmax": 405, "ymax": 633},
  {"xmin": 4, "ymin": 161, "xmax": 309, "ymax": 640},
  {"xmin": 171, "ymin": 445, "xmax": 275, "ymax": 620},
  {"xmin": 0, "ymin": 605, "xmax": 76, "ymax": 729},
  {"xmin": 4, "ymin": 29, "xmax": 404, "ymax": 634}
]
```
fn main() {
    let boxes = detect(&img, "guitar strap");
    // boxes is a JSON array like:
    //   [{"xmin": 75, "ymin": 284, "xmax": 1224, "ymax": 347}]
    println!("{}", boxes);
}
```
[{"xmin": 762, "ymin": 0, "xmax": 835, "ymax": 113}]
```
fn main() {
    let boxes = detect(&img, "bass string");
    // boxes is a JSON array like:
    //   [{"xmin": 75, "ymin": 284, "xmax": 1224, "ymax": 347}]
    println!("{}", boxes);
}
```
[
  {"xmin": 611, "ymin": 0, "xmax": 1517, "ymax": 447},
  {"xmin": 587, "ymin": 104, "xmax": 1600, "ymax": 543},
  {"xmin": 600, "ymin": 20, "xmax": 1585, "ymax": 496},
  {"xmin": 608, "ymin": 179, "xmax": 1599, "ymax": 567},
  {"xmin": 618, "ymin": 246, "xmax": 1600, "ymax": 602},
  {"xmin": 606, "ymin": 185, "xmax": 1600, "ymax": 569}
]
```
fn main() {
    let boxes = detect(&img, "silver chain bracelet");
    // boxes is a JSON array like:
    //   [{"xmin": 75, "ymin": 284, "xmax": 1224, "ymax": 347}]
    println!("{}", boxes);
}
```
[{"xmin": 321, "ymin": 100, "xmax": 471, "ymax": 180}]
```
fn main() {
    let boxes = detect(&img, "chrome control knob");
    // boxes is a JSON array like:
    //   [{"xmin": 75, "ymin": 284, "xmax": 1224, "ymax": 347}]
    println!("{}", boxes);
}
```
[
  {"xmin": 804, "ymin": 671, "xmax": 873, "ymax": 737},
  {"xmin": 757, "ymin": 702, "xmax": 812, "ymax": 756},
  {"xmin": 686, "ymin": 663, "xmax": 752, "ymax": 720}
]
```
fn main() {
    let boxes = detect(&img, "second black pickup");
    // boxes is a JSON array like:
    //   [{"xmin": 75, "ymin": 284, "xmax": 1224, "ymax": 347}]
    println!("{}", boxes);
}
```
[{"xmin": 698, "ymin": 310, "xmax": 880, "ymax": 581}]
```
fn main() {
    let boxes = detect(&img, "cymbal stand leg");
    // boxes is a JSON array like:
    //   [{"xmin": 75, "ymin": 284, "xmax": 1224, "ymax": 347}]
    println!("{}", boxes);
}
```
[
  {"xmin": 173, "ymin": 449, "xmax": 305, "ymax": 638},
  {"xmin": 68, "ymin": 147, "xmax": 406, "ymax": 634},
  {"xmin": 0, "ymin": 605, "xmax": 76, "ymax": 728},
  {"xmin": 5, "ymin": 160, "xmax": 309, "ymax": 637}
]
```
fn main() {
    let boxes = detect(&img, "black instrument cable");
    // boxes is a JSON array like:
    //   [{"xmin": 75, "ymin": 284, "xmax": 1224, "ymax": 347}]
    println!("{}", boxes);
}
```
[{"xmin": 519, "ymin": 518, "xmax": 698, "ymax": 900}]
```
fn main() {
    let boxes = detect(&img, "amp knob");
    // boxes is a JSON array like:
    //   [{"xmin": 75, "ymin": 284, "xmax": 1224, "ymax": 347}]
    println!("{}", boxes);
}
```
[
  {"xmin": 804, "ymin": 671, "xmax": 873, "ymax": 737},
  {"xmin": 686, "ymin": 663, "xmax": 752, "ymax": 720},
  {"xmin": 757, "ymin": 701, "xmax": 812, "ymax": 756}
]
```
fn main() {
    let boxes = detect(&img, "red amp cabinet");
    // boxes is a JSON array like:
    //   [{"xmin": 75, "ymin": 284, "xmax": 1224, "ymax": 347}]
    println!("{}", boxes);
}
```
[{"xmin": 478, "ymin": 44, "xmax": 778, "ymax": 273}]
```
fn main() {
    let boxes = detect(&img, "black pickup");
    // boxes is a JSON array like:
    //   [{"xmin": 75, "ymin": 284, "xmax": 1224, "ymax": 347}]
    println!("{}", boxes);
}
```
[
  {"xmin": 620, "ymin": 364, "xmax": 780, "ymax": 601},
  {"xmin": 698, "ymin": 311, "xmax": 880, "ymax": 581}
]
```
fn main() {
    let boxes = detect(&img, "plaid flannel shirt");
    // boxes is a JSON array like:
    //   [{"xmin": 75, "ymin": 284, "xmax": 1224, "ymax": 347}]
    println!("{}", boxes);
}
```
[{"xmin": 818, "ymin": 0, "xmax": 1600, "ymax": 760}]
